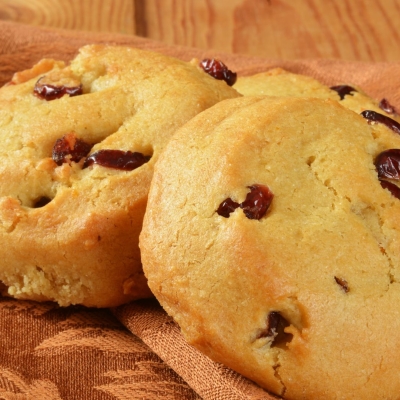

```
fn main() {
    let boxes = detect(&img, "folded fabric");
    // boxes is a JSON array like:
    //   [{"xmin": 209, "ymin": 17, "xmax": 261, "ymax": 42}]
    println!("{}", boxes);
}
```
[{"xmin": 0, "ymin": 20, "xmax": 399, "ymax": 400}]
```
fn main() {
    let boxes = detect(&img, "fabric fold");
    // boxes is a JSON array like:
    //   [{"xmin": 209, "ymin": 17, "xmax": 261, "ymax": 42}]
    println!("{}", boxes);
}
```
[{"xmin": 114, "ymin": 300, "xmax": 277, "ymax": 400}]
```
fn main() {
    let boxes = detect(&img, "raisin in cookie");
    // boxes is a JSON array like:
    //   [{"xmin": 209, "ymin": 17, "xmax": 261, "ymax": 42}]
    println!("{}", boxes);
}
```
[
  {"xmin": 140, "ymin": 96, "xmax": 400, "ymax": 400},
  {"xmin": 0, "ymin": 45, "xmax": 240, "ymax": 307}
]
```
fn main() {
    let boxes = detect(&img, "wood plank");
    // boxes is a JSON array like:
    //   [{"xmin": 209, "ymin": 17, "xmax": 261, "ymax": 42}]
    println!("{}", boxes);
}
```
[
  {"xmin": 1, "ymin": 0, "xmax": 400, "ymax": 61},
  {"xmin": 0, "ymin": 0, "xmax": 135, "ymax": 34},
  {"xmin": 136, "ymin": 0, "xmax": 400, "ymax": 61}
]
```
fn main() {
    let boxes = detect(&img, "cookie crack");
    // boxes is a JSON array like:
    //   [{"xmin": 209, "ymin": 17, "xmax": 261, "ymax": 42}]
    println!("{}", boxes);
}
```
[
  {"xmin": 307, "ymin": 152, "xmax": 396, "ymax": 289},
  {"xmin": 364, "ymin": 355, "xmax": 384, "ymax": 386},
  {"xmin": 273, "ymin": 354, "xmax": 287, "ymax": 397},
  {"xmin": 380, "ymin": 241, "xmax": 396, "ymax": 289},
  {"xmin": 350, "ymin": 203, "xmax": 396, "ymax": 290},
  {"xmin": 306, "ymin": 154, "xmax": 339, "ymax": 201}
]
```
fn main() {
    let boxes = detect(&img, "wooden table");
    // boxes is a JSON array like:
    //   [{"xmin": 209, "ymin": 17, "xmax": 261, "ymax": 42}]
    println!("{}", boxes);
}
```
[{"xmin": 0, "ymin": 0, "xmax": 399, "ymax": 62}]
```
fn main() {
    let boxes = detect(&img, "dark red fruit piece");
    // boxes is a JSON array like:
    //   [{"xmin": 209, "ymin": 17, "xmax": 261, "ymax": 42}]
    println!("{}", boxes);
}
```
[
  {"xmin": 216, "ymin": 198, "xmax": 240, "ymax": 218},
  {"xmin": 330, "ymin": 85, "xmax": 356, "ymax": 100},
  {"xmin": 199, "ymin": 58, "xmax": 237, "ymax": 86},
  {"xmin": 379, "ymin": 98, "xmax": 396, "ymax": 115},
  {"xmin": 380, "ymin": 180, "xmax": 400, "ymax": 200},
  {"xmin": 334, "ymin": 276, "xmax": 349, "ymax": 293},
  {"xmin": 257, "ymin": 312, "xmax": 292, "ymax": 347},
  {"xmin": 0, "ymin": 281, "xmax": 8, "ymax": 293},
  {"xmin": 34, "ymin": 196, "xmax": 51, "ymax": 208},
  {"xmin": 34, "ymin": 79, "xmax": 83, "ymax": 101},
  {"xmin": 83, "ymin": 150, "xmax": 151, "ymax": 171},
  {"xmin": 361, "ymin": 110, "xmax": 400, "ymax": 135},
  {"xmin": 240, "ymin": 184, "xmax": 274, "ymax": 220},
  {"xmin": 375, "ymin": 149, "xmax": 400, "ymax": 180},
  {"xmin": 52, "ymin": 133, "xmax": 92, "ymax": 166}
]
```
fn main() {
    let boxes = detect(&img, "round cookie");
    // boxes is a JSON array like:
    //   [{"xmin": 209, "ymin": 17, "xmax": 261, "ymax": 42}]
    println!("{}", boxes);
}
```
[
  {"xmin": 233, "ymin": 67, "xmax": 338, "ymax": 100},
  {"xmin": 0, "ymin": 45, "xmax": 240, "ymax": 307},
  {"xmin": 339, "ymin": 86, "xmax": 399, "ymax": 117},
  {"xmin": 234, "ymin": 67, "xmax": 399, "ymax": 122},
  {"xmin": 140, "ymin": 96, "xmax": 400, "ymax": 400}
]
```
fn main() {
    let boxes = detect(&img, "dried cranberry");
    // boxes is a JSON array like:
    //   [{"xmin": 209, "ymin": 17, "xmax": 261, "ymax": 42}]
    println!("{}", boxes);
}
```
[
  {"xmin": 216, "ymin": 198, "xmax": 240, "ymax": 218},
  {"xmin": 0, "ymin": 281, "xmax": 9, "ymax": 293},
  {"xmin": 379, "ymin": 98, "xmax": 397, "ymax": 115},
  {"xmin": 361, "ymin": 110, "xmax": 400, "ymax": 135},
  {"xmin": 52, "ymin": 133, "xmax": 92, "ymax": 166},
  {"xmin": 240, "ymin": 184, "xmax": 274, "ymax": 220},
  {"xmin": 334, "ymin": 276, "xmax": 349, "ymax": 293},
  {"xmin": 34, "ymin": 196, "xmax": 51, "ymax": 208},
  {"xmin": 217, "ymin": 184, "xmax": 273, "ymax": 219},
  {"xmin": 330, "ymin": 85, "xmax": 356, "ymax": 100},
  {"xmin": 380, "ymin": 180, "xmax": 400, "ymax": 200},
  {"xmin": 34, "ymin": 78, "xmax": 83, "ymax": 101},
  {"xmin": 83, "ymin": 150, "xmax": 151, "ymax": 171},
  {"xmin": 199, "ymin": 59, "xmax": 237, "ymax": 86},
  {"xmin": 257, "ymin": 312, "xmax": 292, "ymax": 347},
  {"xmin": 375, "ymin": 149, "xmax": 400, "ymax": 180}
]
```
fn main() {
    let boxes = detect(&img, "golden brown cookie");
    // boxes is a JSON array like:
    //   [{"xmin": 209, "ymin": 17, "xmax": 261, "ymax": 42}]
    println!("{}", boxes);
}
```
[
  {"xmin": 234, "ymin": 67, "xmax": 399, "ymax": 122},
  {"xmin": 233, "ymin": 67, "xmax": 338, "ymax": 100},
  {"xmin": 140, "ymin": 95, "xmax": 400, "ymax": 399},
  {"xmin": 0, "ymin": 45, "xmax": 240, "ymax": 307}
]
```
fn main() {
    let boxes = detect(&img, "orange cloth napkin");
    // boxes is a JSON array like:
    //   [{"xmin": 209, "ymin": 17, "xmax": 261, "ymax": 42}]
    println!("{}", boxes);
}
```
[{"xmin": 0, "ymin": 20, "xmax": 399, "ymax": 400}]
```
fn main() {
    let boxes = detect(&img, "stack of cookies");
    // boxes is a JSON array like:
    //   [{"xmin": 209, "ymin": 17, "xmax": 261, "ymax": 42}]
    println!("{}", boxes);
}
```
[
  {"xmin": 140, "ymin": 66, "xmax": 400, "ymax": 398},
  {"xmin": 2, "ymin": 45, "xmax": 400, "ymax": 399}
]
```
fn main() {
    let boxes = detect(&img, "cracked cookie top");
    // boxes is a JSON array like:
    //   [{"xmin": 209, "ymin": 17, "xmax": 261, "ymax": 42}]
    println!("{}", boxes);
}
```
[
  {"xmin": 140, "ymin": 96, "xmax": 400, "ymax": 399},
  {"xmin": 0, "ymin": 45, "xmax": 240, "ymax": 307}
]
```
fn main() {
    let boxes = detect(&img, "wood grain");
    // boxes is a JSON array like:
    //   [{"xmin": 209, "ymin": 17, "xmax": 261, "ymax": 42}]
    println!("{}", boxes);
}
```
[
  {"xmin": 137, "ymin": 0, "xmax": 400, "ymax": 61},
  {"xmin": 0, "ymin": 0, "xmax": 400, "ymax": 61},
  {"xmin": 0, "ymin": 0, "xmax": 135, "ymax": 34}
]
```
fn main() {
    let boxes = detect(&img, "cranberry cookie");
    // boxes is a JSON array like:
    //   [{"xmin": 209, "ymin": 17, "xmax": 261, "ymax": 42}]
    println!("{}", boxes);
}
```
[
  {"xmin": 233, "ymin": 67, "xmax": 337, "ymax": 100},
  {"xmin": 0, "ymin": 45, "xmax": 239, "ymax": 307},
  {"xmin": 140, "ymin": 96, "xmax": 400, "ymax": 399},
  {"xmin": 234, "ymin": 67, "xmax": 399, "ymax": 120}
]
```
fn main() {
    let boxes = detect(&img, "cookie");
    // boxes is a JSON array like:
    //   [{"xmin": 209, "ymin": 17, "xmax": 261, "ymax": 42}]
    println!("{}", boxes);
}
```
[
  {"xmin": 233, "ymin": 67, "xmax": 338, "ymax": 100},
  {"xmin": 140, "ymin": 96, "xmax": 400, "ymax": 399},
  {"xmin": 0, "ymin": 45, "xmax": 240, "ymax": 307},
  {"xmin": 234, "ymin": 67, "xmax": 399, "ymax": 121}
]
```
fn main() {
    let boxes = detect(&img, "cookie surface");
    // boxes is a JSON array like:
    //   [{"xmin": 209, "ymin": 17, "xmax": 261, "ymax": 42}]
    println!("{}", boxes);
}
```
[
  {"xmin": 140, "ymin": 96, "xmax": 400, "ymax": 399},
  {"xmin": 233, "ymin": 67, "xmax": 338, "ymax": 100},
  {"xmin": 234, "ymin": 67, "xmax": 399, "ymax": 121},
  {"xmin": 0, "ymin": 45, "xmax": 239, "ymax": 307}
]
